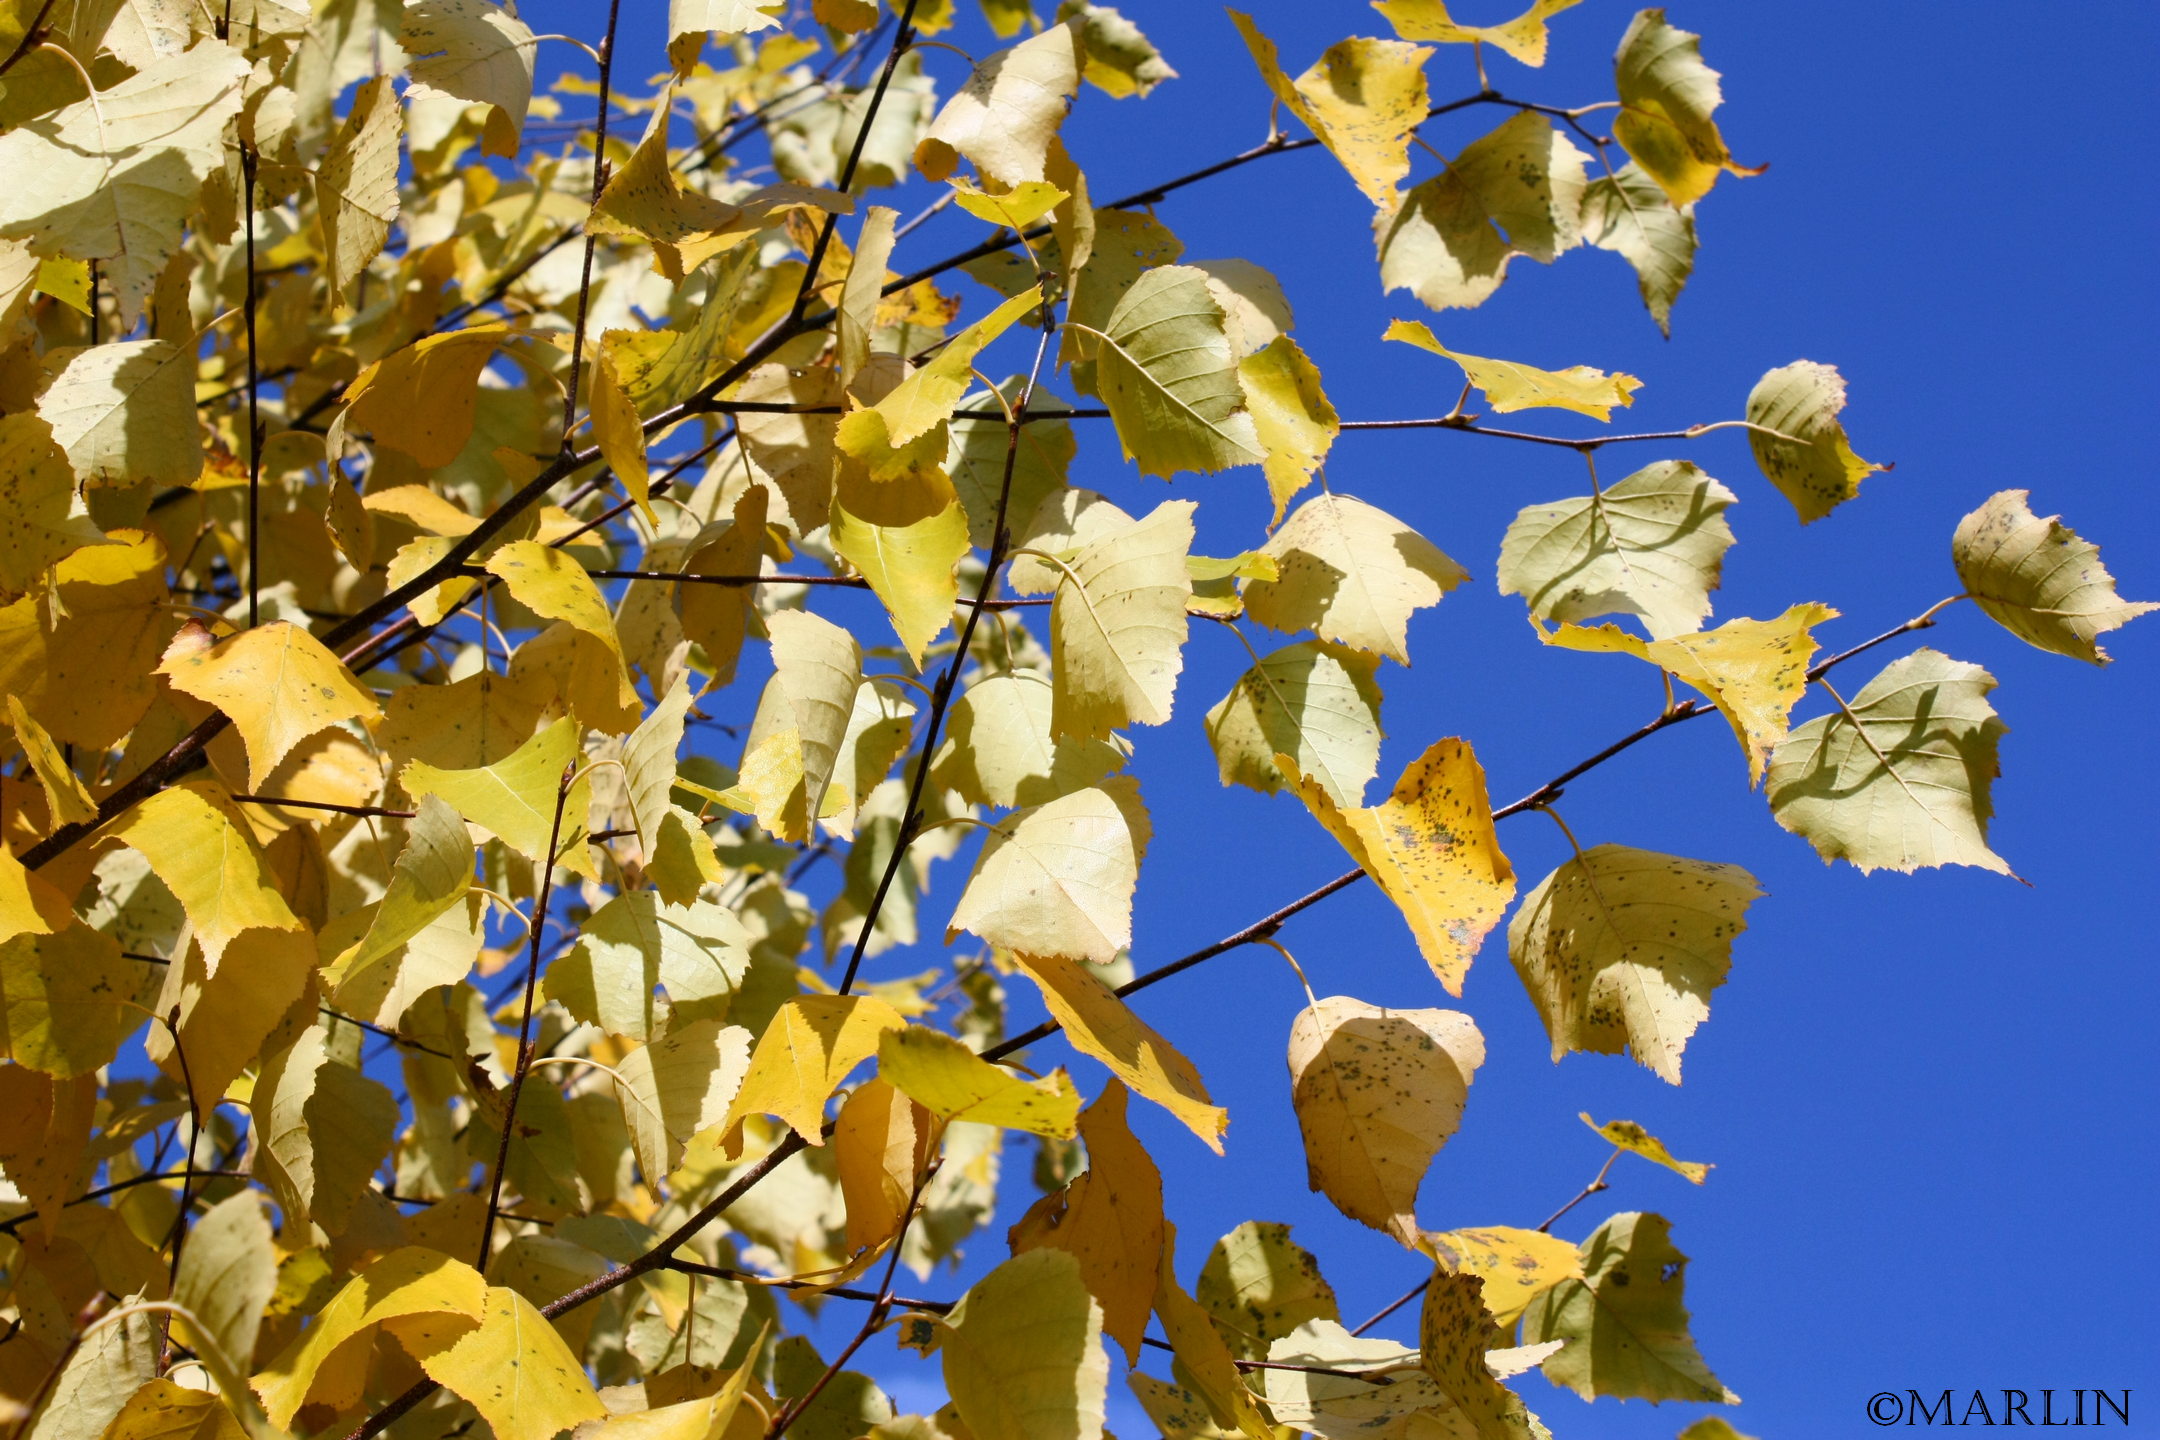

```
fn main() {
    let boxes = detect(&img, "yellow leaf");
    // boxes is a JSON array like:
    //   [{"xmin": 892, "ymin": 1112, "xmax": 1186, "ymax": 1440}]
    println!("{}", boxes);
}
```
[
  {"xmin": 0, "ymin": 1067, "xmax": 94, "ymax": 1239},
  {"xmin": 484, "ymin": 541, "xmax": 637, "ymax": 711},
  {"xmin": 916, "ymin": 22, "xmax": 1083, "ymax": 187},
  {"xmin": 1237, "ymin": 336, "xmax": 1338, "ymax": 526},
  {"xmin": 0, "ymin": 531, "xmax": 175, "ymax": 751},
  {"xmin": 0, "ymin": 839, "xmax": 70, "ymax": 945},
  {"xmin": 252, "ymin": 1023, "xmax": 401, "ymax": 1234},
  {"xmin": 839, "ymin": 286, "xmax": 1042, "ymax": 454},
  {"xmin": 667, "ymin": 0, "xmax": 783, "ymax": 73},
  {"xmin": 101, "ymin": 1379, "xmax": 246, "ymax": 1440},
  {"xmin": 582, "ymin": 1361, "xmax": 762, "ymax": 1440},
  {"xmin": 1047, "ymin": 499, "xmax": 1195, "ymax": 739},
  {"xmin": 1421, "ymin": 1225, "xmax": 1582, "ymax": 1327},
  {"xmin": 594, "ymin": 93, "xmax": 847, "ymax": 272},
  {"xmin": 1287, "ymin": 995, "xmax": 1485, "ymax": 1245},
  {"xmin": 720, "ymin": 994, "xmax": 907, "ymax": 1145},
  {"xmin": 878, "ymin": 1025, "xmax": 1081, "ymax": 1137},
  {"xmin": 0, "ymin": 411, "xmax": 105, "ymax": 595},
  {"xmin": 399, "ymin": 0, "xmax": 537, "ymax": 159},
  {"xmin": 1418, "ymin": 1270, "xmax": 1544, "ymax": 1438},
  {"xmin": 1150, "ymin": 1223, "xmax": 1273, "ymax": 1439},
  {"xmin": 1009, "ymin": 952, "xmax": 1227, "ymax": 1152},
  {"xmin": 1612, "ymin": 9, "xmax": 1759, "ymax": 208},
  {"xmin": 1280, "ymin": 739, "xmax": 1513, "ymax": 995},
  {"xmin": 738, "ymin": 609, "xmax": 863, "ymax": 840},
  {"xmin": 110, "ymin": 784, "xmax": 302, "ymax": 967},
  {"xmin": 1228, "ymin": 14, "xmax": 1431, "ymax": 205},
  {"xmin": 947, "ymin": 781, "xmax": 1148, "ymax": 966},
  {"xmin": 334, "ymin": 327, "xmax": 517, "ymax": 468},
  {"xmin": 1009, "ymin": 1081, "xmax": 1163, "ymax": 1363},
  {"xmin": 0, "ymin": 920, "xmax": 135, "ymax": 1078},
  {"xmin": 404, "ymin": 1284, "xmax": 607, "ymax": 1440},
  {"xmin": 147, "ymin": 926, "xmax": 316, "ymax": 1107},
  {"xmin": 1384, "ymin": 318, "xmax": 1641, "ymax": 419},
  {"xmin": 1246, "ymin": 493, "xmax": 1467, "ymax": 665},
  {"xmin": 940, "ymin": 1249, "xmax": 1109, "ymax": 1440},
  {"xmin": 613, "ymin": 1018, "xmax": 754, "ymax": 1181},
  {"xmin": 0, "ymin": 48, "xmax": 249, "ymax": 325},
  {"xmin": 38, "ymin": 339, "xmax": 202, "ymax": 489},
  {"xmin": 1745, "ymin": 360, "xmax": 1883, "ymax": 524},
  {"xmin": 829, "ymin": 468, "xmax": 971, "ymax": 669},
  {"xmin": 589, "ymin": 345, "xmax": 652, "ymax": 524},
  {"xmin": 317, "ymin": 76, "xmax": 403, "ymax": 305},
  {"xmin": 1372, "ymin": 0, "xmax": 1585, "ymax": 66},
  {"xmin": 1580, "ymin": 1113, "xmax": 1711, "ymax": 1184},
  {"xmin": 5, "ymin": 694, "xmax": 95, "ymax": 827},
  {"xmin": 833, "ymin": 1078, "xmax": 935, "ymax": 1255},
  {"xmin": 403, "ymin": 716, "xmax": 588, "ymax": 868},
  {"xmin": 157, "ymin": 620, "xmax": 382, "ymax": 788},
  {"xmin": 1545, "ymin": 602, "xmax": 1838, "ymax": 785},
  {"xmin": 170, "ymin": 1193, "xmax": 277, "ymax": 1386},
  {"xmin": 253, "ymin": 1247, "xmax": 489, "ymax": 1428},
  {"xmin": 949, "ymin": 178, "xmax": 1070, "ymax": 229}
]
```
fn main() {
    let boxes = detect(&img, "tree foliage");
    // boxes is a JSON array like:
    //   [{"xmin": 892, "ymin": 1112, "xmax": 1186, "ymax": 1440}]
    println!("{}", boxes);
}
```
[{"xmin": 0, "ymin": 2, "xmax": 2145, "ymax": 1438}]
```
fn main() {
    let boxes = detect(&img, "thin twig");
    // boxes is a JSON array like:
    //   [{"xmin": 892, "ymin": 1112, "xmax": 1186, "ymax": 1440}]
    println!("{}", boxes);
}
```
[
  {"xmin": 241, "ymin": 143, "xmax": 261, "ymax": 629},
  {"xmin": 557, "ymin": 0, "xmax": 624, "ymax": 443}
]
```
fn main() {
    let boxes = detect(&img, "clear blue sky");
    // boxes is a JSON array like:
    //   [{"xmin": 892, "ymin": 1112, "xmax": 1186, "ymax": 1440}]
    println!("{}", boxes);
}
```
[{"xmin": 524, "ymin": 2, "xmax": 2160, "ymax": 1431}]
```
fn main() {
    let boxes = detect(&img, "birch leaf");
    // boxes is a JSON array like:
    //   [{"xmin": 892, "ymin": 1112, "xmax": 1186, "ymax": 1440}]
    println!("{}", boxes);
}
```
[
  {"xmin": 38, "ymin": 340, "xmax": 201, "ymax": 488},
  {"xmin": 1048, "ymin": 499, "xmax": 1194, "ymax": 740},
  {"xmin": 0, "ymin": 1068, "xmax": 93, "ymax": 1238},
  {"xmin": 1228, "ymin": 14, "xmax": 1431, "ymax": 203},
  {"xmin": 829, "ymin": 468, "xmax": 971, "ymax": 669},
  {"xmin": 5, "ymin": 694, "xmax": 96, "ymax": 827},
  {"xmin": 947, "ymin": 781, "xmax": 1146, "ymax": 965},
  {"xmin": 411, "ymin": 1285, "xmax": 610, "ymax": 1440},
  {"xmin": 1246, "ymin": 493, "xmax": 1468, "ymax": 665},
  {"xmin": 1612, "ymin": 9, "xmax": 1759, "ymax": 208},
  {"xmin": 1236, "ymin": 335, "xmax": 1338, "ymax": 525},
  {"xmin": 1508, "ymin": 843, "xmax": 1762, "ymax": 1082},
  {"xmin": 111, "ymin": 784, "xmax": 302, "ymax": 967},
  {"xmin": 400, "ymin": 0, "xmax": 538, "ymax": 158},
  {"xmin": 0, "ymin": 47, "xmax": 248, "ymax": 325},
  {"xmin": 1010, "ymin": 951, "xmax": 1228, "ymax": 1152},
  {"xmin": 1384, "ymin": 318, "xmax": 1642, "ymax": 419},
  {"xmin": 739, "ymin": 608, "xmax": 863, "ymax": 839},
  {"xmin": 1545, "ymin": 603, "xmax": 1839, "ymax": 785},
  {"xmin": 1377, "ymin": 111, "xmax": 1587, "ymax": 313},
  {"xmin": 317, "ymin": 75, "xmax": 403, "ymax": 305},
  {"xmin": 0, "ymin": 412, "xmax": 105, "ymax": 594},
  {"xmin": 720, "ymin": 993, "xmax": 908, "ymax": 1144},
  {"xmin": 171, "ymin": 1194, "xmax": 276, "ymax": 1377},
  {"xmin": 1090, "ymin": 267, "xmax": 1264, "ymax": 478},
  {"xmin": 1418, "ymin": 1270, "xmax": 1545, "ymax": 1438},
  {"xmin": 1287, "ymin": 995, "xmax": 1485, "ymax": 1245},
  {"xmin": 1952, "ymin": 489, "xmax": 2156, "ymax": 663},
  {"xmin": 939, "ymin": 1249, "xmax": 1109, "ymax": 1440},
  {"xmin": 915, "ymin": 21, "xmax": 1083, "ymax": 186},
  {"xmin": 1152, "ymin": 1223, "xmax": 1274, "ymax": 1437},
  {"xmin": 253, "ymin": 1247, "xmax": 489, "ymax": 1428},
  {"xmin": 1579, "ymin": 1113, "xmax": 1711, "ymax": 1184},
  {"xmin": 544, "ymin": 892, "xmax": 749, "ymax": 1044},
  {"xmin": 1204, "ymin": 639, "xmax": 1383, "ymax": 810},
  {"xmin": 1766, "ymin": 648, "xmax": 2013, "ymax": 875},
  {"xmin": 1196, "ymin": 1221, "xmax": 1339, "ymax": 1360},
  {"xmin": 1373, "ymin": 0, "xmax": 1586, "ymax": 66},
  {"xmin": 1008, "ymin": 1081, "xmax": 1163, "ymax": 1363},
  {"xmin": 879, "ymin": 1024, "xmax": 1081, "ymax": 1138},
  {"xmin": 484, "ymin": 542, "xmax": 636, "ymax": 710},
  {"xmin": 1745, "ymin": 359, "xmax": 1885, "ymax": 524},
  {"xmin": 834, "ymin": 1078, "xmax": 935, "ymax": 1254},
  {"xmin": 1582, "ymin": 162, "xmax": 1696, "ymax": 334},
  {"xmin": 614, "ymin": 1017, "xmax": 754, "ymax": 1181},
  {"xmin": 252, "ymin": 1024, "xmax": 400, "ymax": 1234},
  {"xmin": 1497, "ymin": 460, "xmax": 1736, "ymax": 639},
  {"xmin": 0, "ymin": 921, "xmax": 134, "ymax": 1077},
  {"xmin": 667, "ymin": 0, "xmax": 782, "ymax": 74},
  {"xmin": 839, "ymin": 286, "xmax": 1042, "ymax": 454},
  {"xmin": 1421, "ymin": 1226, "xmax": 1583, "ymax": 1328},
  {"xmin": 1521, "ymin": 1211, "xmax": 1738, "ymax": 1403},
  {"xmin": 157, "ymin": 620, "xmax": 382, "ymax": 788},
  {"xmin": 1281, "ymin": 739, "xmax": 1513, "ymax": 995},
  {"xmin": 404, "ymin": 716, "xmax": 586, "ymax": 867},
  {"xmin": 335, "ymin": 327, "xmax": 516, "ymax": 468},
  {"xmin": 1055, "ymin": 1, "xmax": 1177, "ymax": 98},
  {"xmin": 933, "ymin": 671, "xmax": 1126, "ymax": 810}
]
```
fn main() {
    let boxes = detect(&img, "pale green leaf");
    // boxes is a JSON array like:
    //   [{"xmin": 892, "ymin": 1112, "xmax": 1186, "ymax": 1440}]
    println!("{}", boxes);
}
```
[
  {"xmin": 1522, "ymin": 1212, "xmax": 1738, "ymax": 1403},
  {"xmin": 1952, "ymin": 489, "xmax": 2156, "ymax": 663},
  {"xmin": 1497, "ymin": 460, "xmax": 1737, "ymax": 639},
  {"xmin": 1745, "ymin": 360, "xmax": 1884, "ymax": 524}
]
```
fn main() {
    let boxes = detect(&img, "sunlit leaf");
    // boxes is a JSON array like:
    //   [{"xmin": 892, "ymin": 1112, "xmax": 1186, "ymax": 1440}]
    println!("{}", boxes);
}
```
[{"xmin": 1952, "ymin": 489, "xmax": 2156, "ymax": 663}]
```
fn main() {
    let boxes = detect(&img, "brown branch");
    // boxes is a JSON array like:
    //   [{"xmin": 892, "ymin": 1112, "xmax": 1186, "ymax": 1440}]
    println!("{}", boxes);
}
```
[
  {"xmin": 228, "ymin": 794, "xmax": 417, "ymax": 819},
  {"xmin": 0, "ymin": 1169, "xmax": 251, "ymax": 1237},
  {"xmin": 241, "ymin": 143, "xmax": 262, "ymax": 629},
  {"xmin": 0, "ymin": 0, "xmax": 57, "ymax": 79},
  {"xmin": 475, "ymin": 772, "xmax": 572, "ymax": 1268},
  {"xmin": 835, "ymin": 273, "xmax": 1058, "ymax": 996},
  {"xmin": 557, "ymin": 0, "xmax": 625, "ymax": 443}
]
